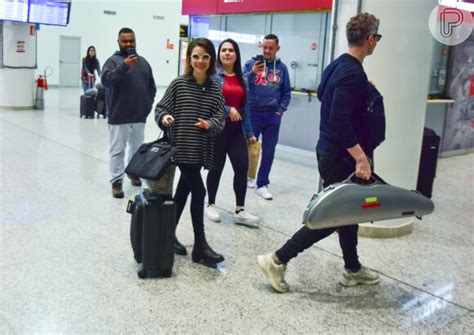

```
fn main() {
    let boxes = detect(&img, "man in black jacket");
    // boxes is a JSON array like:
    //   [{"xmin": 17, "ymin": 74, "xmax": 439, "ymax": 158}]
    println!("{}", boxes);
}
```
[
  {"xmin": 102, "ymin": 27, "xmax": 156, "ymax": 198},
  {"xmin": 257, "ymin": 13, "xmax": 382, "ymax": 293}
]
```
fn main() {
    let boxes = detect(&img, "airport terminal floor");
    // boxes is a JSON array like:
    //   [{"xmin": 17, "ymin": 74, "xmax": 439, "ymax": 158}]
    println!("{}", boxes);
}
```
[{"xmin": 0, "ymin": 87, "xmax": 473, "ymax": 333}]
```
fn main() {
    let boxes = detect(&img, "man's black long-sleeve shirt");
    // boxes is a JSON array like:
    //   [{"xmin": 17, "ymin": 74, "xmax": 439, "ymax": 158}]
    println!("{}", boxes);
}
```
[{"xmin": 316, "ymin": 53, "xmax": 369, "ymax": 157}]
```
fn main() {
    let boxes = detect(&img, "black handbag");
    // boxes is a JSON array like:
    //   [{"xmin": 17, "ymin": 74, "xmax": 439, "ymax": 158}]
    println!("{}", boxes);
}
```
[{"xmin": 125, "ymin": 127, "xmax": 177, "ymax": 181}]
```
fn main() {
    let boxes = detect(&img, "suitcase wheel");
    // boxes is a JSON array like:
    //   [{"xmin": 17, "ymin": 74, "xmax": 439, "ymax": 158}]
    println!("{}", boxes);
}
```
[{"xmin": 138, "ymin": 270, "xmax": 147, "ymax": 279}]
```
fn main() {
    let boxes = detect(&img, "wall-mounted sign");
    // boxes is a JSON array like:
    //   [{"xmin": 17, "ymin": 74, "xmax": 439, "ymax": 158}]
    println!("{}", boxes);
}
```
[
  {"xmin": 182, "ymin": 0, "xmax": 332, "ymax": 15},
  {"xmin": 17, "ymin": 41, "xmax": 25, "ymax": 53},
  {"xmin": 180, "ymin": 25, "xmax": 188, "ymax": 38}
]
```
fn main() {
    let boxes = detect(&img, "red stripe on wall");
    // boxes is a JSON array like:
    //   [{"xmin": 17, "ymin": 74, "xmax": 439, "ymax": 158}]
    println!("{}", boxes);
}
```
[
  {"xmin": 182, "ymin": 0, "xmax": 332, "ymax": 15},
  {"xmin": 182, "ymin": 0, "xmax": 218, "ymax": 15}
]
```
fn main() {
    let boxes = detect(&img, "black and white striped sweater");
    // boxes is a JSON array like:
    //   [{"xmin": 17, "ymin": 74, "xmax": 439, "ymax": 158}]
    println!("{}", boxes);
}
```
[{"xmin": 155, "ymin": 75, "xmax": 225, "ymax": 170}]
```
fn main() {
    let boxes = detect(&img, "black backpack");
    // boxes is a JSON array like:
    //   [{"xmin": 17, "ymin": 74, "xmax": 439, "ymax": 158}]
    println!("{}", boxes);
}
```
[{"xmin": 361, "ymin": 83, "xmax": 386, "ymax": 151}]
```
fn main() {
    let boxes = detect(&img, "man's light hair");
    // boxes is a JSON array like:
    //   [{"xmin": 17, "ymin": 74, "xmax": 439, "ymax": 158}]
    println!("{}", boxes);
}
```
[{"xmin": 346, "ymin": 13, "xmax": 380, "ymax": 47}]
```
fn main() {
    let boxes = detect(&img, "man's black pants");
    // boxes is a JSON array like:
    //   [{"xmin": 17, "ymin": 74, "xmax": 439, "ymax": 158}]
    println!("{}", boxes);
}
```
[{"xmin": 275, "ymin": 153, "xmax": 362, "ymax": 271}]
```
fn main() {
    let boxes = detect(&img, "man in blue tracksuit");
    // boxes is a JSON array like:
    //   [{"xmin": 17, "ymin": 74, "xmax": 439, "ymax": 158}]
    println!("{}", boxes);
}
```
[{"xmin": 243, "ymin": 34, "xmax": 291, "ymax": 200}]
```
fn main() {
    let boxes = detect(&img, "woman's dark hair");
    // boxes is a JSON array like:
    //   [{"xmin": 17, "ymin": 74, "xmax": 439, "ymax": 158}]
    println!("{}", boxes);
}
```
[
  {"xmin": 85, "ymin": 46, "xmax": 96, "ymax": 62},
  {"xmin": 186, "ymin": 38, "xmax": 216, "ymax": 77},
  {"xmin": 83, "ymin": 46, "xmax": 98, "ymax": 74},
  {"xmin": 217, "ymin": 38, "xmax": 247, "ymax": 105}
]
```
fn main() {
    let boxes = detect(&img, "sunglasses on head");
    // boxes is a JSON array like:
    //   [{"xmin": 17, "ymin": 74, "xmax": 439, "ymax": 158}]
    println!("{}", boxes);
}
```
[{"xmin": 191, "ymin": 54, "xmax": 211, "ymax": 62}]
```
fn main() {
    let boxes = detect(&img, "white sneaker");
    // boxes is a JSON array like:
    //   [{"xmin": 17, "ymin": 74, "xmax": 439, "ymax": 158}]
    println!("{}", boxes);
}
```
[
  {"xmin": 247, "ymin": 177, "xmax": 255, "ymax": 188},
  {"xmin": 206, "ymin": 204, "xmax": 221, "ymax": 222},
  {"xmin": 339, "ymin": 265, "xmax": 380, "ymax": 287},
  {"xmin": 256, "ymin": 186, "xmax": 273, "ymax": 200},
  {"xmin": 257, "ymin": 253, "xmax": 289, "ymax": 293},
  {"xmin": 234, "ymin": 209, "xmax": 259, "ymax": 228}
]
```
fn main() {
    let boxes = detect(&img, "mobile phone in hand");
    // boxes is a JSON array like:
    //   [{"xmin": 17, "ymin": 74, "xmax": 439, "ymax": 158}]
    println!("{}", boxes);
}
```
[
  {"xmin": 255, "ymin": 55, "xmax": 264, "ymax": 64},
  {"xmin": 127, "ymin": 48, "xmax": 137, "ymax": 56}
]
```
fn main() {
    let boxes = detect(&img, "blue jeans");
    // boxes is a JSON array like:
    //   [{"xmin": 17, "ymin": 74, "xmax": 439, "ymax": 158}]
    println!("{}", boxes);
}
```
[
  {"xmin": 108, "ymin": 123, "xmax": 145, "ymax": 183},
  {"xmin": 82, "ymin": 80, "xmax": 95, "ymax": 93},
  {"xmin": 251, "ymin": 111, "xmax": 282, "ymax": 188}
]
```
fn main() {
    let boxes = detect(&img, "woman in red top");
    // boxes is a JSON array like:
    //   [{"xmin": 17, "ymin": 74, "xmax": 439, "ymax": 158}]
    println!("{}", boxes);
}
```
[{"xmin": 206, "ymin": 39, "xmax": 260, "ymax": 227}]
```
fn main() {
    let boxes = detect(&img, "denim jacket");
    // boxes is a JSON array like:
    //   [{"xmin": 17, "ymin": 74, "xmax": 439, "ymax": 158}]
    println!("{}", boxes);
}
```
[{"xmin": 213, "ymin": 67, "xmax": 254, "ymax": 138}]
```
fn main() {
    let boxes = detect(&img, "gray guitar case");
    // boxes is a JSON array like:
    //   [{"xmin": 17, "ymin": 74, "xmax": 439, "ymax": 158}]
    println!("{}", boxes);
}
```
[{"xmin": 303, "ymin": 173, "xmax": 434, "ymax": 230}]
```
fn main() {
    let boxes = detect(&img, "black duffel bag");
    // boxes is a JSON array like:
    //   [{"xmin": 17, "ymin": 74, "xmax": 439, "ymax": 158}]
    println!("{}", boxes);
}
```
[{"xmin": 125, "ymin": 127, "xmax": 177, "ymax": 181}]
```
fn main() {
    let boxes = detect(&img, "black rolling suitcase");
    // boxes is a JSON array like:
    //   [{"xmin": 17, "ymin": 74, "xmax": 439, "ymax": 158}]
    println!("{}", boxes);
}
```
[
  {"xmin": 96, "ymin": 84, "xmax": 106, "ymax": 119},
  {"xmin": 127, "ymin": 189, "xmax": 176, "ymax": 279},
  {"xmin": 80, "ymin": 82, "xmax": 96, "ymax": 118},
  {"xmin": 416, "ymin": 127, "xmax": 440, "ymax": 198}
]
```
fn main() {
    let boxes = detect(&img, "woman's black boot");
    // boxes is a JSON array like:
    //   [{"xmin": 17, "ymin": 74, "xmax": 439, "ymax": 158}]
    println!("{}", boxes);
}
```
[
  {"xmin": 175, "ymin": 238, "xmax": 187, "ymax": 256},
  {"xmin": 192, "ymin": 234, "xmax": 224, "ymax": 265}
]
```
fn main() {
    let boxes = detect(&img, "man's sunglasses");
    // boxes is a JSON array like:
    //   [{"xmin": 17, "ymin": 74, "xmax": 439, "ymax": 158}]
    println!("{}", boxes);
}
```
[{"xmin": 371, "ymin": 34, "xmax": 382, "ymax": 42}]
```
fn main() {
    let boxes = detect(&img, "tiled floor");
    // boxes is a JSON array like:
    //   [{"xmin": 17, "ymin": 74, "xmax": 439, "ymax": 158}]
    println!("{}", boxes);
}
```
[{"xmin": 0, "ymin": 87, "xmax": 473, "ymax": 333}]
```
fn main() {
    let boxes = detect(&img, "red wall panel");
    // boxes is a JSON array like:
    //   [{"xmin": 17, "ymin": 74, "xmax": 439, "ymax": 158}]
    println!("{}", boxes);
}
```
[
  {"xmin": 182, "ymin": 0, "xmax": 332, "ymax": 15},
  {"xmin": 182, "ymin": 0, "xmax": 218, "ymax": 15}
]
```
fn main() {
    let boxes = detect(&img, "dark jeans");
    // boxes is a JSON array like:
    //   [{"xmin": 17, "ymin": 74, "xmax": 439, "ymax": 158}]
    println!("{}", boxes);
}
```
[
  {"xmin": 251, "ymin": 111, "xmax": 282, "ymax": 188},
  {"xmin": 275, "ymin": 153, "xmax": 362, "ymax": 271},
  {"xmin": 174, "ymin": 164, "xmax": 206, "ymax": 237},
  {"xmin": 207, "ymin": 121, "xmax": 249, "ymax": 207}
]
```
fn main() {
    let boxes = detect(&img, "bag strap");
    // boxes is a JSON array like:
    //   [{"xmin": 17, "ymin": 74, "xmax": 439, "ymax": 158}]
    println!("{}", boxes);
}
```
[{"xmin": 153, "ymin": 124, "xmax": 175, "ymax": 145}]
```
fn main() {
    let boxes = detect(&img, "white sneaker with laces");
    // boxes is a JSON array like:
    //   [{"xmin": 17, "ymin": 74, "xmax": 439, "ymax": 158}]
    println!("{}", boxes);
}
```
[
  {"xmin": 234, "ymin": 210, "xmax": 259, "ymax": 228},
  {"xmin": 339, "ymin": 265, "xmax": 380, "ymax": 287},
  {"xmin": 255, "ymin": 186, "xmax": 273, "ymax": 200},
  {"xmin": 257, "ymin": 253, "xmax": 289, "ymax": 293},
  {"xmin": 206, "ymin": 204, "xmax": 221, "ymax": 222},
  {"xmin": 247, "ymin": 177, "xmax": 255, "ymax": 189}
]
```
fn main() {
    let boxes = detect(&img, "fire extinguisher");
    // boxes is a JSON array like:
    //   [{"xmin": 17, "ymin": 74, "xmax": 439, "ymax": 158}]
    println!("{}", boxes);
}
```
[{"xmin": 35, "ymin": 67, "xmax": 52, "ymax": 110}]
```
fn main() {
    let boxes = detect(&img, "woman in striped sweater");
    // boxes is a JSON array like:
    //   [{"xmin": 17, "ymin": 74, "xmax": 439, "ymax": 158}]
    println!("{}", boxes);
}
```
[{"xmin": 155, "ymin": 38, "xmax": 226, "ymax": 266}]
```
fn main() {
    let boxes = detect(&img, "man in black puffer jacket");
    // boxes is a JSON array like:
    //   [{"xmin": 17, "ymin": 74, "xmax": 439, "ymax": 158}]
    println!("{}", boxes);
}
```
[{"xmin": 102, "ymin": 27, "xmax": 156, "ymax": 198}]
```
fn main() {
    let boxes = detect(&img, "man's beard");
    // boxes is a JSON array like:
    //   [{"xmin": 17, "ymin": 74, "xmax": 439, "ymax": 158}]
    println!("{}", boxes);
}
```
[{"xmin": 119, "ymin": 46, "xmax": 136, "ymax": 54}]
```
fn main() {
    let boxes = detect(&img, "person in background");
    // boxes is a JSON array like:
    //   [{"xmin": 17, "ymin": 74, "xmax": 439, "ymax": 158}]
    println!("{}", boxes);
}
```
[
  {"xmin": 155, "ymin": 38, "xmax": 226, "ymax": 265},
  {"xmin": 243, "ymin": 34, "xmax": 292, "ymax": 200},
  {"xmin": 102, "ymin": 28, "xmax": 156, "ymax": 198},
  {"xmin": 206, "ymin": 38, "xmax": 260, "ymax": 228},
  {"xmin": 257, "ymin": 13, "xmax": 382, "ymax": 293},
  {"xmin": 81, "ymin": 46, "xmax": 101, "ymax": 93}
]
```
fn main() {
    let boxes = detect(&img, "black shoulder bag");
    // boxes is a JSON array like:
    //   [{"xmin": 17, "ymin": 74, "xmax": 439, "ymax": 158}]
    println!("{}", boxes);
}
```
[{"xmin": 125, "ymin": 127, "xmax": 177, "ymax": 181}]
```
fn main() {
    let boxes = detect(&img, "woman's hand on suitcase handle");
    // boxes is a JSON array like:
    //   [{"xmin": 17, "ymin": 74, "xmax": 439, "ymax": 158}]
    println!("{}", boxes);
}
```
[
  {"xmin": 162, "ymin": 115, "xmax": 174, "ymax": 128},
  {"xmin": 194, "ymin": 118, "xmax": 209, "ymax": 130}
]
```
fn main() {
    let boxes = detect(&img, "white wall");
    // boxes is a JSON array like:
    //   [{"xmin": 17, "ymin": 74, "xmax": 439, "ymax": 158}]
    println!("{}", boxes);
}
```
[
  {"xmin": 362, "ymin": 0, "xmax": 436, "ymax": 188},
  {"xmin": 36, "ymin": 0, "xmax": 188, "ymax": 87}
]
